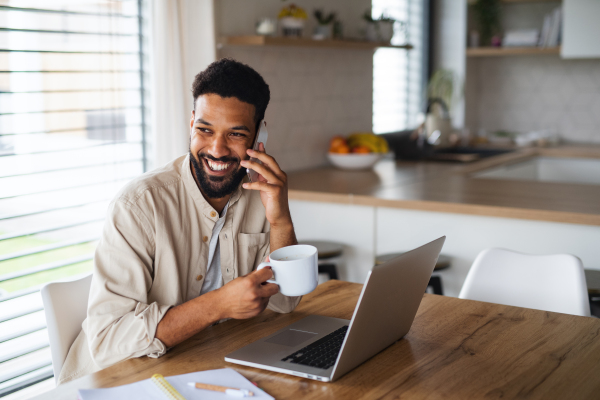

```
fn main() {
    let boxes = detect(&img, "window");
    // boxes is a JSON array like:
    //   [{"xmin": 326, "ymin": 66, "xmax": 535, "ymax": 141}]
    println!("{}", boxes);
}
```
[
  {"xmin": 372, "ymin": 0, "xmax": 428, "ymax": 134},
  {"xmin": 0, "ymin": 1, "xmax": 148, "ymax": 396}
]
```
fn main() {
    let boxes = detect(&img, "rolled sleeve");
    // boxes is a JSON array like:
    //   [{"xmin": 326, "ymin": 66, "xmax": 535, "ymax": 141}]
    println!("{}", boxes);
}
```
[{"xmin": 84, "ymin": 198, "xmax": 171, "ymax": 368}]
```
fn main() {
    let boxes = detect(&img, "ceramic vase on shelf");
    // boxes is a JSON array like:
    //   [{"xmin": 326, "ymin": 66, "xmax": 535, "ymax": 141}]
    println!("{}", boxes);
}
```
[
  {"xmin": 378, "ymin": 21, "xmax": 394, "ymax": 42},
  {"xmin": 365, "ymin": 23, "xmax": 378, "ymax": 41},
  {"xmin": 279, "ymin": 17, "xmax": 305, "ymax": 37},
  {"xmin": 313, "ymin": 24, "xmax": 333, "ymax": 40}
]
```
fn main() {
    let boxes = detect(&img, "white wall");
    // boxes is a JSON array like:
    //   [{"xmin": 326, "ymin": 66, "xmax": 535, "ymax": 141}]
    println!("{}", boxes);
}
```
[
  {"xmin": 290, "ymin": 200, "xmax": 600, "ymax": 297},
  {"xmin": 465, "ymin": 55, "xmax": 600, "ymax": 144}
]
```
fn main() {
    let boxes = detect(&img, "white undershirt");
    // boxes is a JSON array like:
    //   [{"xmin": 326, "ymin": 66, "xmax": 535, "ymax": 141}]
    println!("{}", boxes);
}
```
[{"xmin": 200, "ymin": 201, "xmax": 229, "ymax": 296}]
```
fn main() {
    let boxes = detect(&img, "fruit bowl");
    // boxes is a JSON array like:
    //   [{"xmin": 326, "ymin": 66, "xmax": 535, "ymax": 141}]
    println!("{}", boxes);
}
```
[{"xmin": 327, "ymin": 152, "xmax": 383, "ymax": 170}]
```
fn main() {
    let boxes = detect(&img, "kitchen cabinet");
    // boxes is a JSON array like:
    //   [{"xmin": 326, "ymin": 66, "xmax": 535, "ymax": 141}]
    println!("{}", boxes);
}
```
[
  {"xmin": 561, "ymin": 0, "xmax": 600, "ymax": 58},
  {"xmin": 290, "ymin": 199, "xmax": 600, "ymax": 298}
]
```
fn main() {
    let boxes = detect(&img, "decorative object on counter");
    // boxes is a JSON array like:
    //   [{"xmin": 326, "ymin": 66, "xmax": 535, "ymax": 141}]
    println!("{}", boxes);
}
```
[
  {"xmin": 488, "ymin": 130, "xmax": 516, "ymax": 145},
  {"xmin": 278, "ymin": 4, "xmax": 308, "ymax": 37},
  {"xmin": 514, "ymin": 130, "xmax": 560, "ymax": 147},
  {"xmin": 425, "ymin": 69, "xmax": 461, "ymax": 147},
  {"xmin": 312, "ymin": 9, "xmax": 336, "ymax": 40},
  {"xmin": 256, "ymin": 18, "xmax": 276, "ymax": 36},
  {"xmin": 424, "ymin": 98, "xmax": 452, "ymax": 147},
  {"xmin": 469, "ymin": 0, "xmax": 501, "ymax": 47},
  {"xmin": 427, "ymin": 69, "xmax": 456, "ymax": 112},
  {"xmin": 328, "ymin": 133, "xmax": 389, "ymax": 170}
]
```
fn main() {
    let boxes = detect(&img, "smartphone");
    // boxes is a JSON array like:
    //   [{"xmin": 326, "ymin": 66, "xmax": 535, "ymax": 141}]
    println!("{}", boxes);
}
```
[{"xmin": 247, "ymin": 120, "xmax": 269, "ymax": 183}]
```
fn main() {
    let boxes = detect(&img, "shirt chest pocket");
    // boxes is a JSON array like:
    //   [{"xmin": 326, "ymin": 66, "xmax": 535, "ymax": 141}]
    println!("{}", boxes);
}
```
[{"xmin": 236, "ymin": 232, "xmax": 270, "ymax": 276}]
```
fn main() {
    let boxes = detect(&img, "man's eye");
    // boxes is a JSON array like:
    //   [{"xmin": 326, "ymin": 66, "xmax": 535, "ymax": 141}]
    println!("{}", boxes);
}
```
[{"xmin": 231, "ymin": 132, "xmax": 245, "ymax": 137}]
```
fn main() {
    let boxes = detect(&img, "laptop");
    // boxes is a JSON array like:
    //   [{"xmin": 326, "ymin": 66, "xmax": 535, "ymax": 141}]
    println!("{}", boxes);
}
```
[{"xmin": 225, "ymin": 236, "xmax": 446, "ymax": 382}]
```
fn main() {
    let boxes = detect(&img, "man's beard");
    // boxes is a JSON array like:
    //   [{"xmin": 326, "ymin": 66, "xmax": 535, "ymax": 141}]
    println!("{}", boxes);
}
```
[{"xmin": 189, "ymin": 150, "xmax": 248, "ymax": 199}]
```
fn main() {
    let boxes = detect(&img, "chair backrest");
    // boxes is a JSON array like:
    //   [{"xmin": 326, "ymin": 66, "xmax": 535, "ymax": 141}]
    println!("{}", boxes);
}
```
[
  {"xmin": 459, "ymin": 248, "xmax": 590, "ymax": 317},
  {"xmin": 41, "ymin": 274, "xmax": 93, "ymax": 382}
]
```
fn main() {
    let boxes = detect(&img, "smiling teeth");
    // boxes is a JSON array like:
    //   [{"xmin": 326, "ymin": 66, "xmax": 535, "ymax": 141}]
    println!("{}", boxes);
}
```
[{"xmin": 207, "ymin": 160, "xmax": 230, "ymax": 171}]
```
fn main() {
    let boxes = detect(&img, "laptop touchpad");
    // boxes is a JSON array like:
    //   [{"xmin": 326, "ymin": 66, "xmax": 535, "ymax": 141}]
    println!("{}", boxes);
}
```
[{"xmin": 265, "ymin": 329, "xmax": 317, "ymax": 347}]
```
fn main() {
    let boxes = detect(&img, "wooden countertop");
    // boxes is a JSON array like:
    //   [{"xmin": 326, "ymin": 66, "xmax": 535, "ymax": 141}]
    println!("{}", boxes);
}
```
[
  {"xmin": 36, "ymin": 280, "xmax": 600, "ymax": 399},
  {"xmin": 287, "ymin": 145, "xmax": 600, "ymax": 226}
]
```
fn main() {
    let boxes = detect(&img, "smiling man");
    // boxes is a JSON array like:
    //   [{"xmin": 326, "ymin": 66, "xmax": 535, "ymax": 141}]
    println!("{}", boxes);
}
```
[{"xmin": 57, "ymin": 59, "xmax": 300, "ymax": 384}]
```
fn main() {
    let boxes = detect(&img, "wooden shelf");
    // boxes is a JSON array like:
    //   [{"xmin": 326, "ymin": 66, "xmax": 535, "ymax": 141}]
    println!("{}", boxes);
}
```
[
  {"xmin": 219, "ymin": 35, "xmax": 413, "ymax": 50},
  {"xmin": 467, "ymin": 46, "xmax": 560, "ymax": 57}
]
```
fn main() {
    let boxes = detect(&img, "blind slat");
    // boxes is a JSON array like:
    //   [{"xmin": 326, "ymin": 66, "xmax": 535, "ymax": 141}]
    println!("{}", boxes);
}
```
[
  {"xmin": 0, "ymin": 236, "xmax": 99, "ymax": 263},
  {"xmin": 0, "ymin": 365, "xmax": 53, "ymax": 397},
  {"xmin": 0, "ymin": 198, "xmax": 109, "ymax": 221},
  {"xmin": 0, "ymin": 254, "xmax": 94, "ymax": 283},
  {"xmin": 0, "ymin": 5, "xmax": 137, "ymax": 18},
  {"xmin": 0, "ymin": 218, "xmax": 104, "ymax": 242}
]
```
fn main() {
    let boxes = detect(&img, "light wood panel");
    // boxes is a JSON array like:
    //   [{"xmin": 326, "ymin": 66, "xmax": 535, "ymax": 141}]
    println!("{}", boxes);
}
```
[
  {"xmin": 36, "ymin": 281, "xmax": 600, "ymax": 399},
  {"xmin": 287, "ymin": 145, "xmax": 600, "ymax": 226},
  {"xmin": 219, "ymin": 36, "xmax": 413, "ymax": 50},
  {"xmin": 467, "ymin": 46, "xmax": 560, "ymax": 57}
]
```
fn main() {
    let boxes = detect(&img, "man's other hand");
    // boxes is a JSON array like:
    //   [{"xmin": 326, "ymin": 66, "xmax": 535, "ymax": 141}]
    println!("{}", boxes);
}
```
[{"xmin": 216, "ymin": 266, "xmax": 279, "ymax": 320}]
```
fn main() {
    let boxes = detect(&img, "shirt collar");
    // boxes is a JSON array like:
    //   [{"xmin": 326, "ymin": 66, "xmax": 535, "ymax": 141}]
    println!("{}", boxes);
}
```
[{"xmin": 181, "ymin": 154, "xmax": 244, "ymax": 218}]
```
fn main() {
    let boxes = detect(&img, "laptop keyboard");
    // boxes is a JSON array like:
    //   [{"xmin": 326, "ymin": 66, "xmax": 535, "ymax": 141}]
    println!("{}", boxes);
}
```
[{"xmin": 281, "ymin": 325, "xmax": 348, "ymax": 370}]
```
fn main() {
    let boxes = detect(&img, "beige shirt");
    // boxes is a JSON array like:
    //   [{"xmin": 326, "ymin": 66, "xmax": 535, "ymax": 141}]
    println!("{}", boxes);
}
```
[{"xmin": 58, "ymin": 155, "xmax": 301, "ymax": 385}]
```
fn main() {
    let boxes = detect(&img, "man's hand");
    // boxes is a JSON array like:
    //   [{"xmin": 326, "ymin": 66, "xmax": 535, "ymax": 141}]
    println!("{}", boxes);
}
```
[
  {"xmin": 240, "ymin": 143, "xmax": 297, "ymax": 252},
  {"xmin": 215, "ymin": 267, "xmax": 280, "ymax": 320},
  {"xmin": 241, "ymin": 143, "xmax": 292, "ymax": 228},
  {"xmin": 156, "ymin": 267, "xmax": 278, "ymax": 347}
]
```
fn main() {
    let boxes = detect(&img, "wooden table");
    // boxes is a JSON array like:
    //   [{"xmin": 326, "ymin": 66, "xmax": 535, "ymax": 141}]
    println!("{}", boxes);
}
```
[{"xmin": 36, "ymin": 280, "xmax": 600, "ymax": 399}]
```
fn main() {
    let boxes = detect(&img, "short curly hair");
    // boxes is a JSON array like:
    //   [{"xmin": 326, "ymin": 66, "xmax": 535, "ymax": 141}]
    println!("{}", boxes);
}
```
[{"xmin": 191, "ymin": 58, "xmax": 270, "ymax": 133}]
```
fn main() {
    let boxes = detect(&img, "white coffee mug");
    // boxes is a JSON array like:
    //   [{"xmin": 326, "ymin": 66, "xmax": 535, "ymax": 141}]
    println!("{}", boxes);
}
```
[{"xmin": 257, "ymin": 244, "xmax": 318, "ymax": 296}]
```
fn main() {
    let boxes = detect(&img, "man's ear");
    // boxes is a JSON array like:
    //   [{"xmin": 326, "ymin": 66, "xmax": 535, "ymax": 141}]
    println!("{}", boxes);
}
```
[{"xmin": 190, "ymin": 109, "xmax": 195, "ymax": 130}]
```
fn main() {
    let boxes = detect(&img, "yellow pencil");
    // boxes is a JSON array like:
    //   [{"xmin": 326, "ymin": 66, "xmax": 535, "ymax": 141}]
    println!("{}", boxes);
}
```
[{"xmin": 188, "ymin": 382, "xmax": 254, "ymax": 397}]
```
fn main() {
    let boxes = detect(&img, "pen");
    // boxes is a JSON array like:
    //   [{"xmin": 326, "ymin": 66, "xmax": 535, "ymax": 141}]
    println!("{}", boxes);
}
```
[{"xmin": 187, "ymin": 382, "xmax": 254, "ymax": 397}]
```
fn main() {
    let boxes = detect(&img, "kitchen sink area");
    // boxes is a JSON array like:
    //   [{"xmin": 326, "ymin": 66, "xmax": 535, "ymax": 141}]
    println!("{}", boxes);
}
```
[{"xmin": 473, "ymin": 157, "xmax": 600, "ymax": 186}]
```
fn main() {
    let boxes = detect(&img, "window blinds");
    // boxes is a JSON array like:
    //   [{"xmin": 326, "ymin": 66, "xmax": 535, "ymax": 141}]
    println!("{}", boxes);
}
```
[
  {"xmin": 372, "ymin": 0, "xmax": 428, "ymax": 134},
  {"xmin": 0, "ymin": 1, "xmax": 148, "ymax": 396}
]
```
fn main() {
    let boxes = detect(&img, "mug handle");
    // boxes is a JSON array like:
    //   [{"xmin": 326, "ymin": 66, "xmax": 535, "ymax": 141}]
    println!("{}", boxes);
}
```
[{"xmin": 257, "ymin": 262, "xmax": 277, "ymax": 284}]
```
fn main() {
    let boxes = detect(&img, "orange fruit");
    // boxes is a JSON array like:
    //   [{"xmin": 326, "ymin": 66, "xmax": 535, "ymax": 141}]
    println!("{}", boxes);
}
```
[
  {"xmin": 329, "ymin": 136, "xmax": 347, "ymax": 152},
  {"xmin": 334, "ymin": 144, "xmax": 350, "ymax": 154},
  {"xmin": 351, "ymin": 145, "xmax": 370, "ymax": 154}
]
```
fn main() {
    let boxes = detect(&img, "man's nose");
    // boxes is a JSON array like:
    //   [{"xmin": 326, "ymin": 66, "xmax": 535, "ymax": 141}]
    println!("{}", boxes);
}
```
[{"xmin": 207, "ymin": 134, "xmax": 230, "ymax": 159}]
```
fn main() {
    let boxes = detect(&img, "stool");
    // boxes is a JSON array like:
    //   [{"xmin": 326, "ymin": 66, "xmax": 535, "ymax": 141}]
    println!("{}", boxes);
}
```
[
  {"xmin": 299, "ymin": 240, "xmax": 344, "ymax": 281},
  {"xmin": 584, "ymin": 269, "xmax": 600, "ymax": 318},
  {"xmin": 375, "ymin": 253, "xmax": 451, "ymax": 295}
]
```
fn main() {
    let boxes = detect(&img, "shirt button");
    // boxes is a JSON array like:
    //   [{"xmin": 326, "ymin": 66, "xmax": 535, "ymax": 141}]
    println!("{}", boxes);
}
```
[
  {"xmin": 210, "ymin": 211, "xmax": 217, "ymax": 217},
  {"xmin": 203, "ymin": 236, "xmax": 208, "ymax": 242},
  {"xmin": 196, "ymin": 274, "xmax": 203, "ymax": 281}
]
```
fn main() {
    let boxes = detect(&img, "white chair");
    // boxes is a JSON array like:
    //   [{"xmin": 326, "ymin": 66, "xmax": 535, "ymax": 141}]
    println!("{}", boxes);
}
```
[
  {"xmin": 459, "ymin": 248, "xmax": 590, "ymax": 317},
  {"xmin": 41, "ymin": 274, "xmax": 93, "ymax": 383}
]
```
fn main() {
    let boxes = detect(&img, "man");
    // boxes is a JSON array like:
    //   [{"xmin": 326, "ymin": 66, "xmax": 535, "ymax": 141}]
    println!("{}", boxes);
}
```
[{"xmin": 58, "ymin": 59, "xmax": 300, "ymax": 384}]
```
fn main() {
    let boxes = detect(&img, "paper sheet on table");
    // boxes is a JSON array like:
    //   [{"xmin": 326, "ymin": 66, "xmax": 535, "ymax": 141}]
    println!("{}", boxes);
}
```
[{"xmin": 78, "ymin": 368, "xmax": 274, "ymax": 400}]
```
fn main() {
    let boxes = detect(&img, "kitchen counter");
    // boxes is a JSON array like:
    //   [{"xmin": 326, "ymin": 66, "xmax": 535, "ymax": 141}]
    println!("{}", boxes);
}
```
[{"xmin": 287, "ymin": 145, "xmax": 600, "ymax": 226}]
